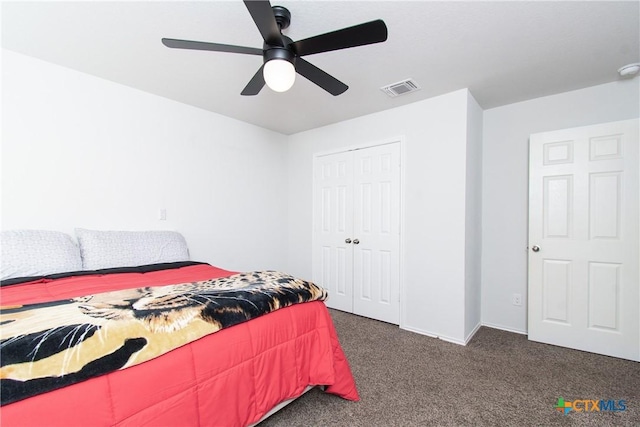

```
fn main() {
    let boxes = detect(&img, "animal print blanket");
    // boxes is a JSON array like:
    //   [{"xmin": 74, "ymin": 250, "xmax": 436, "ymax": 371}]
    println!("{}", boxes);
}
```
[{"xmin": 0, "ymin": 271, "xmax": 327, "ymax": 405}]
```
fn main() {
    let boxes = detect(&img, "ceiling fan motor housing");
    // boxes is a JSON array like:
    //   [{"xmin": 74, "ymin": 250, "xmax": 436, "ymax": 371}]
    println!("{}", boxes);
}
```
[
  {"xmin": 264, "ymin": 46, "xmax": 296, "ymax": 67},
  {"xmin": 264, "ymin": 33, "xmax": 296, "ymax": 66},
  {"xmin": 264, "ymin": 7, "xmax": 294, "ymax": 66}
]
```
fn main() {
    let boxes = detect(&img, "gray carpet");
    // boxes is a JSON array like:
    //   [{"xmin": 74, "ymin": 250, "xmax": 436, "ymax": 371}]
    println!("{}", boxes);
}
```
[{"xmin": 259, "ymin": 309, "xmax": 640, "ymax": 426}]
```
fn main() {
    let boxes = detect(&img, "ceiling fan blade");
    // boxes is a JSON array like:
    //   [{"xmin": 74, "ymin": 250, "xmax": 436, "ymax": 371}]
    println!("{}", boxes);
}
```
[
  {"xmin": 293, "ymin": 20, "xmax": 387, "ymax": 57},
  {"xmin": 162, "ymin": 38, "xmax": 263, "ymax": 55},
  {"xmin": 243, "ymin": 0, "xmax": 284, "ymax": 47},
  {"xmin": 241, "ymin": 65, "xmax": 266, "ymax": 96},
  {"xmin": 296, "ymin": 58, "xmax": 348, "ymax": 96}
]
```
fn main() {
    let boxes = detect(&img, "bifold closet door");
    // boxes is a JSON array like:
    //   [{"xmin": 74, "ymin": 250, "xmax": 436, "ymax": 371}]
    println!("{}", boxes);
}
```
[
  {"xmin": 313, "ymin": 143, "xmax": 401, "ymax": 324},
  {"xmin": 351, "ymin": 144, "xmax": 400, "ymax": 324},
  {"xmin": 313, "ymin": 150, "xmax": 355, "ymax": 313}
]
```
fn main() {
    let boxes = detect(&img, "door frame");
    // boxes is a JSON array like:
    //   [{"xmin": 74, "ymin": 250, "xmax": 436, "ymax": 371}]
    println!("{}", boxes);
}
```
[{"xmin": 312, "ymin": 136, "xmax": 406, "ymax": 328}]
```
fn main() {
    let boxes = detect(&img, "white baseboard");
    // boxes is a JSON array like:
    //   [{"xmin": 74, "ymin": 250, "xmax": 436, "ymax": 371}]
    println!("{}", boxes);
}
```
[
  {"xmin": 400, "ymin": 325, "xmax": 439, "ymax": 339},
  {"xmin": 464, "ymin": 322, "xmax": 482, "ymax": 344},
  {"xmin": 400, "ymin": 325, "xmax": 467, "ymax": 346},
  {"xmin": 437, "ymin": 334, "xmax": 467, "ymax": 346},
  {"xmin": 400, "ymin": 321, "xmax": 520, "ymax": 345},
  {"xmin": 481, "ymin": 321, "xmax": 527, "ymax": 335}
]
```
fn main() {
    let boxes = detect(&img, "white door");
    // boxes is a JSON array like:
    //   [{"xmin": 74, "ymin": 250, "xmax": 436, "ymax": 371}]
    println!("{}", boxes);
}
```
[
  {"xmin": 352, "ymin": 144, "xmax": 401, "ymax": 324},
  {"xmin": 313, "ymin": 142, "xmax": 401, "ymax": 324},
  {"xmin": 312, "ymin": 150, "xmax": 354, "ymax": 313},
  {"xmin": 528, "ymin": 119, "xmax": 639, "ymax": 361}
]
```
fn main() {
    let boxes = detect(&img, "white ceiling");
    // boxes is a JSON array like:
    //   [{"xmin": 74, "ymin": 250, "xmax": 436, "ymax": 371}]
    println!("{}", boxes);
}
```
[{"xmin": 2, "ymin": 1, "xmax": 639, "ymax": 135}]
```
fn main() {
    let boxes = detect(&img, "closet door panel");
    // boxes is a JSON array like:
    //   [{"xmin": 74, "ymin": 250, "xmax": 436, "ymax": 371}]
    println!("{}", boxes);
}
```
[
  {"xmin": 313, "ymin": 151, "xmax": 354, "ymax": 312},
  {"xmin": 352, "ymin": 143, "xmax": 401, "ymax": 324}
]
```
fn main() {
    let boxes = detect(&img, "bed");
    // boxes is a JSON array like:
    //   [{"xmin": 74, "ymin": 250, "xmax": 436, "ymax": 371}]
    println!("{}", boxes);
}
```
[{"xmin": 0, "ymin": 229, "xmax": 359, "ymax": 426}]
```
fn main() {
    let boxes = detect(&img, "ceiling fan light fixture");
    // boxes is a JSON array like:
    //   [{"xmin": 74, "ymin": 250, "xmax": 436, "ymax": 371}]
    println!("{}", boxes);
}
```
[
  {"xmin": 264, "ymin": 59, "xmax": 296, "ymax": 92},
  {"xmin": 163, "ymin": 1, "xmax": 388, "ymax": 96}
]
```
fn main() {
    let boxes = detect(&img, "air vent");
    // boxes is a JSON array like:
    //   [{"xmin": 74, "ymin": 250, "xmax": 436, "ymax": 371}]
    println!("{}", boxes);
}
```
[{"xmin": 380, "ymin": 79, "xmax": 421, "ymax": 97}]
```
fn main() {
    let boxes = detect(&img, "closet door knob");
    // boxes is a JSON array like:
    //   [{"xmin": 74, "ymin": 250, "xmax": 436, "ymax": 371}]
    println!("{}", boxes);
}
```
[
  {"xmin": 353, "ymin": 239, "xmax": 360, "ymax": 245},
  {"xmin": 531, "ymin": 245, "xmax": 540, "ymax": 252},
  {"xmin": 345, "ymin": 238, "xmax": 352, "ymax": 244}
]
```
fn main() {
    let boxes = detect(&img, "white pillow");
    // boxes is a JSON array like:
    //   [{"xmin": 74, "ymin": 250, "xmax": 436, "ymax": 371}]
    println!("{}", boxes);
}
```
[
  {"xmin": 0, "ymin": 230, "xmax": 83, "ymax": 280},
  {"xmin": 75, "ymin": 228, "xmax": 190, "ymax": 270}
]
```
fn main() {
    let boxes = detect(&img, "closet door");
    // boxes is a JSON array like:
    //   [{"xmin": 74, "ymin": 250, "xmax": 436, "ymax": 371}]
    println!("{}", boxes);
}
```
[
  {"xmin": 352, "ymin": 144, "xmax": 401, "ymax": 324},
  {"xmin": 313, "ymin": 142, "xmax": 401, "ymax": 325},
  {"xmin": 313, "ymin": 150, "xmax": 354, "ymax": 313}
]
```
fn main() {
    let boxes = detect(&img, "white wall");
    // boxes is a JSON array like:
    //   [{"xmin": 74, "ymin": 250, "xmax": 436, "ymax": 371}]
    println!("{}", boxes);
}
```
[
  {"xmin": 6, "ymin": 47, "xmax": 638, "ymax": 340},
  {"xmin": 1, "ymin": 49, "xmax": 289, "ymax": 272},
  {"xmin": 287, "ymin": 89, "xmax": 481, "ymax": 343},
  {"xmin": 464, "ymin": 91, "xmax": 483, "ymax": 340},
  {"xmin": 481, "ymin": 79, "xmax": 640, "ymax": 333}
]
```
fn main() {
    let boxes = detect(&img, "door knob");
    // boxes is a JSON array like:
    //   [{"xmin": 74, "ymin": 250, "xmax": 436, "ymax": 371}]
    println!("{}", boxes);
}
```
[
  {"xmin": 345, "ymin": 238, "xmax": 352, "ymax": 244},
  {"xmin": 353, "ymin": 239, "xmax": 360, "ymax": 245},
  {"xmin": 531, "ymin": 245, "xmax": 540, "ymax": 252}
]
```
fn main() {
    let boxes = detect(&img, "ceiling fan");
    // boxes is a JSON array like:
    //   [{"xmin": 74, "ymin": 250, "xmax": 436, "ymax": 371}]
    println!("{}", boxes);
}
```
[{"xmin": 162, "ymin": 0, "xmax": 388, "ymax": 96}]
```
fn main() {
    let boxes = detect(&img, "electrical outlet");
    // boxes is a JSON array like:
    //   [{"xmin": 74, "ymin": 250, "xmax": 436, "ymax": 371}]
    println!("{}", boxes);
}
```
[{"xmin": 512, "ymin": 293, "xmax": 522, "ymax": 306}]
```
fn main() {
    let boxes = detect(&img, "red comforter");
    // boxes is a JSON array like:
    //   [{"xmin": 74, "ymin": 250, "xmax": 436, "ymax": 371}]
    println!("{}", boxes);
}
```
[{"xmin": 0, "ymin": 263, "xmax": 359, "ymax": 426}]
